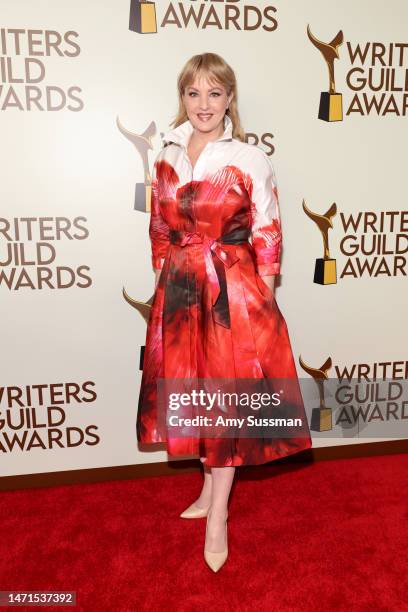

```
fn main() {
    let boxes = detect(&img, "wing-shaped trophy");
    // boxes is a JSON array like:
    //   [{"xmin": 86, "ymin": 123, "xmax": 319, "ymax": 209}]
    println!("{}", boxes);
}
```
[
  {"xmin": 307, "ymin": 24, "xmax": 344, "ymax": 122},
  {"xmin": 116, "ymin": 117, "xmax": 157, "ymax": 212},
  {"xmin": 302, "ymin": 199, "xmax": 337, "ymax": 285},
  {"xmin": 299, "ymin": 356, "xmax": 333, "ymax": 431}
]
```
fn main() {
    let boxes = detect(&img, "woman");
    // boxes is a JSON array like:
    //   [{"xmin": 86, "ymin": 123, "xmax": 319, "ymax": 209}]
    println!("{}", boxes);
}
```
[{"xmin": 137, "ymin": 52, "xmax": 312, "ymax": 572}]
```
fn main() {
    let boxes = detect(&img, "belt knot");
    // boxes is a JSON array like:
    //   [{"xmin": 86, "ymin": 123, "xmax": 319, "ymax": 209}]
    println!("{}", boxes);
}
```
[{"xmin": 168, "ymin": 227, "xmax": 250, "ymax": 328}]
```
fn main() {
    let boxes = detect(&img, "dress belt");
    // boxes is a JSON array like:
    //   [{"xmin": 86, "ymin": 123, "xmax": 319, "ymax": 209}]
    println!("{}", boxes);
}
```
[{"xmin": 169, "ymin": 227, "xmax": 251, "ymax": 328}]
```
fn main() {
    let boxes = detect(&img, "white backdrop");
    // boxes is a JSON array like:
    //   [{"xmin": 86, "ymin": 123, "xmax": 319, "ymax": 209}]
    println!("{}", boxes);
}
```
[{"xmin": 1, "ymin": 0, "xmax": 407, "ymax": 477}]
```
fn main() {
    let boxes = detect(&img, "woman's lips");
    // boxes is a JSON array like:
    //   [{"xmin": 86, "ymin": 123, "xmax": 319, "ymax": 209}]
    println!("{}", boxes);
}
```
[{"xmin": 197, "ymin": 114, "xmax": 213, "ymax": 121}]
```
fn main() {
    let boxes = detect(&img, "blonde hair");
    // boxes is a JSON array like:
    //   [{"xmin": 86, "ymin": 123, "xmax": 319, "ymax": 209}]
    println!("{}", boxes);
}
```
[{"xmin": 170, "ymin": 52, "xmax": 246, "ymax": 142}]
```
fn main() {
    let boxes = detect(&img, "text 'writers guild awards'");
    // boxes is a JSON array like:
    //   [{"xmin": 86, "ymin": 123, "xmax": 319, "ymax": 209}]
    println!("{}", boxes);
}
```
[
  {"xmin": 307, "ymin": 24, "xmax": 344, "ymax": 122},
  {"xmin": 302, "ymin": 199, "xmax": 337, "ymax": 285}
]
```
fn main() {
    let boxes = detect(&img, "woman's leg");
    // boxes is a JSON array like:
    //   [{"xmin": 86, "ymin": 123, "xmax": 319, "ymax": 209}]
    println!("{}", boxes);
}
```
[
  {"xmin": 194, "ymin": 458, "xmax": 212, "ymax": 509},
  {"xmin": 205, "ymin": 466, "xmax": 235, "ymax": 553}
]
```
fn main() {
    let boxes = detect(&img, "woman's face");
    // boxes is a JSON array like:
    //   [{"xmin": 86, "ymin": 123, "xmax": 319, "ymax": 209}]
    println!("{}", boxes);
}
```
[{"xmin": 182, "ymin": 72, "xmax": 233, "ymax": 137}]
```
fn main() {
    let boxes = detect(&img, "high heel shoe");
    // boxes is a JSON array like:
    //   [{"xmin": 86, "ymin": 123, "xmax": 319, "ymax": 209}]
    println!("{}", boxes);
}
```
[
  {"xmin": 179, "ymin": 501, "xmax": 211, "ymax": 519},
  {"xmin": 204, "ymin": 511, "xmax": 228, "ymax": 572}
]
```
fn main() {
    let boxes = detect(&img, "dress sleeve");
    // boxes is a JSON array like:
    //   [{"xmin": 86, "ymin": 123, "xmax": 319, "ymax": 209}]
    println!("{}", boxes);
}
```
[
  {"xmin": 249, "ymin": 151, "xmax": 282, "ymax": 276},
  {"xmin": 149, "ymin": 159, "xmax": 170, "ymax": 270}
]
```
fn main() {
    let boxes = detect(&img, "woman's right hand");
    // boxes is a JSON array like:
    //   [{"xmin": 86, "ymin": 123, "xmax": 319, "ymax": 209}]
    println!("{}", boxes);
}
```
[{"xmin": 154, "ymin": 268, "xmax": 161, "ymax": 289}]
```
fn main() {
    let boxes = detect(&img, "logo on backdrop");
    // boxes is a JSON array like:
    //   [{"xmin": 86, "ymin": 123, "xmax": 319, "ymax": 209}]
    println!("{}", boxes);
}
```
[
  {"xmin": 302, "ymin": 199, "xmax": 337, "ymax": 284},
  {"xmin": 0, "ymin": 382, "xmax": 100, "ymax": 454},
  {"xmin": 299, "ymin": 355, "xmax": 408, "ymax": 434},
  {"xmin": 307, "ymin": 25, "xmax": 344, "ymax": 122},
  {"xmin": 116, "ymin": 117, "xmax": 157, "ymax": 213},
  {"xmin": 307, "ymin": 23, "xmax": 408, "ymax": 119},
  {"xmin": 0, "ymin": 27, "xmax": 84, "ymax": 112},
  {"xmin": 128, "ymin": 0, "xmax": 278, "ymax": 33},
  {"xmin": 0, "ymin": 217, "xmax": 92, "ymax": 290},
  {"xmin": 303, "ymin": 202, "xmax": 408, "ymax": 283}
]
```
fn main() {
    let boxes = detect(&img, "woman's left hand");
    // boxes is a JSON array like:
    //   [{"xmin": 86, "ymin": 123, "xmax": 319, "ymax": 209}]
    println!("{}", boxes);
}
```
[
  {"xmin": 261, "ymin": 274, "xmax": 276, "ymax": 296},
  {"xmin": 154, "ymin": 268, "xmax": 161, "ymax": 289}
]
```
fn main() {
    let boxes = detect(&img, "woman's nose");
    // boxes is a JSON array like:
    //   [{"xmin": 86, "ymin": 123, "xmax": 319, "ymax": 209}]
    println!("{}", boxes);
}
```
[{"xmin": 198, "ymin": 96, "xmax": 210, "ymax": 109}]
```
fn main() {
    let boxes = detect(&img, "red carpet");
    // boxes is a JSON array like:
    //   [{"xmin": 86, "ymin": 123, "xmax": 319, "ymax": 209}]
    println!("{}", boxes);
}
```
[{"xmin": 1, "ymin": 452, "xmax": 407, "ymax": 611}]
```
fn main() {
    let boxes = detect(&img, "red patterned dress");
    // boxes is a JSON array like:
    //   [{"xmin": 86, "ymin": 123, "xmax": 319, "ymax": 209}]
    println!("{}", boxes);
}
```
[{"xmin": 137, "ymin": 114, "xmax": 312, "ymax": 466}]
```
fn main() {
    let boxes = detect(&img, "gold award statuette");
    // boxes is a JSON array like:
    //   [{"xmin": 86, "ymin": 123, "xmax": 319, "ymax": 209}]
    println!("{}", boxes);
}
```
[
  {"xmin": 299, "ymin": 356, "xmax": 333, "ymax": 432},
  {"xmin": 116, "ymin": 117, "xmax": 157, "ymax": 212},
  {"xmin": 302, "ymin": 199, "xmax": 337, "ymax": 285},
  {"xmin": 307, "ymin": 24, "xmax": 344, "ymax": 122},
  {"xmin": 129, "ymin": 0, "xmax": 157, "ymax": 34}
]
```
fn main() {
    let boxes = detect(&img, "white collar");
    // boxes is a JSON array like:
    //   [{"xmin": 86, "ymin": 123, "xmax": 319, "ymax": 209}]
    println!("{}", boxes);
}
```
[{"xmin": 162, "ymin": 113, "xmax": 233, "ymax": 148}]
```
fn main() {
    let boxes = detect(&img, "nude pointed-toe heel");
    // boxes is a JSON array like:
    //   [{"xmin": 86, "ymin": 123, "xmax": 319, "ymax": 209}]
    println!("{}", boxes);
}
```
[
  {"xmin": 204, "ymin": 513, "xmax": 228, "ymax": 572},
  {"xmin": 179, "ymin": 502, "xmax": 211, "ymax": 519}
]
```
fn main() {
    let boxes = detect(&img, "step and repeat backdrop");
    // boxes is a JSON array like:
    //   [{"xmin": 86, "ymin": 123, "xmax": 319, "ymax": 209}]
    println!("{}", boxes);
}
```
[{"xmin": 1, "ymin": 0, "xmax": 407, "ymax": 478}]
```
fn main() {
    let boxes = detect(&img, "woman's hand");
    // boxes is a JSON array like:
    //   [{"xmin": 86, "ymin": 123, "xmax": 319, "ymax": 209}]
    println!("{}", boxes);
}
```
[
  {"xmin": 261, "ymin": 274, "xmax": 276, "ymax": 296},
  {"xmin": 154, "ymin": 268, "xmax": 161, "ymax": 289}
]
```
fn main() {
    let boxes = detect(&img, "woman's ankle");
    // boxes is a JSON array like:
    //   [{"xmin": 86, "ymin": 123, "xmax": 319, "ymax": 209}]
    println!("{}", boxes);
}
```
[
  {"xmin": 208, "ymin": 506, "xmax": 228, "ymax": 520},
  {"xmin": 195, "ymin": 488, "xmax": 212, "ymax": 508}
]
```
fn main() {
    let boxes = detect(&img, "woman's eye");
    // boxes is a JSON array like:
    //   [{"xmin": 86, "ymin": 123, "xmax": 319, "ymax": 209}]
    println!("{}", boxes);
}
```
[{"xmin": 188, "ymin": 92, "xmax": 221, "ymax": 97}]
